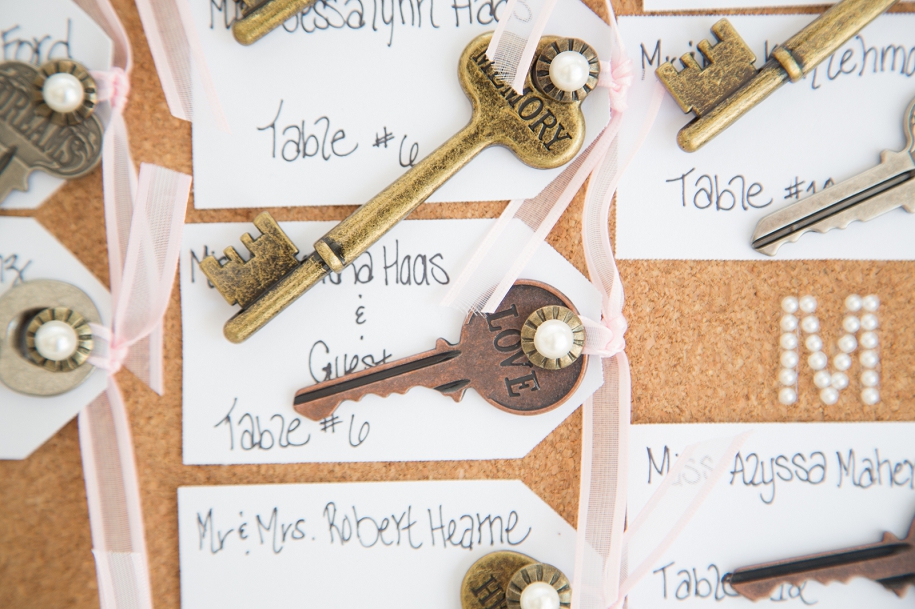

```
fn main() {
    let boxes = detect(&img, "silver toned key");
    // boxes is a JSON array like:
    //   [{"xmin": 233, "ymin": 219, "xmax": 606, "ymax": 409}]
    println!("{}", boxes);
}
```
[{"xmin": 752, "ymin": 97, "xmax": 915, "ymax": 255}]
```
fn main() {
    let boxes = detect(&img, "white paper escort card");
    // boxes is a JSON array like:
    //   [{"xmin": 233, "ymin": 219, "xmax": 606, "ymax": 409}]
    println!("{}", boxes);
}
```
[
  {"xmin": 0, "ymin": 0, "xmax": 113, "ymax": 210},
  {"xmin": 0, "ymin": 218, "xmax": 111, "ymax": 459},
  {"xmin": 616, "ymin": 15, "xmax": 915, "ymax": 260},
  {"xmin": 181, "ymin": 219, "xmax": 603, "ymax": 464},
  {"xmin": 644, "ymin": 0, "xmax": 911, "ymax": 12},
  {"xmin": 178, "ymin": 480, "xmax": 576, "ymax": 609},
  {"xmin": 188, "ymin": 0, "xmax": 611, "ymax": 208},
  {"xmin": 628, "ymin": 422, "xmax": 915, "ymax": 607}
]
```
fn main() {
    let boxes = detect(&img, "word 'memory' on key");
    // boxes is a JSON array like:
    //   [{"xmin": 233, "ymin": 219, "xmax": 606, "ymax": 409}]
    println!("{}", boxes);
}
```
[{"xmin": 471, "ymin": 50, "xmax": 575, "ymax": 152}]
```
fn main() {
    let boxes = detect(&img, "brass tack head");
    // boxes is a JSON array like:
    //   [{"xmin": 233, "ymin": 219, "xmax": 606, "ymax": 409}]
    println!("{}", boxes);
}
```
[
  {"xmin": 31, "ymin": 59, "xmax": 98, "ymax": 126},
  {"xmin": 25, "ymin": 307, "xmax": 94, "ymax": 372},
  {"xmin": 506, "ymin": 562, "xmax": 572, "ymax": 609},
  {"xmin": 532, "ymin": 38, "xmax": 600, "ymax": 103},
  {"xmin": 521, "ymin": 305, "xmax": 585, "ymax": 370}
]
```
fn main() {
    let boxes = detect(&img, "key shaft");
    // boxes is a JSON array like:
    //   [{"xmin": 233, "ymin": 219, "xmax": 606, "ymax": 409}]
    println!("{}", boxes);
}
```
[
  {"xmin": 294, "ymin": 338, "xmax": 466, "ymax": 421},
  {"xmin": 233, "ymin": 0, "xmax": 319, "ymax": 46},
  {"xmin": 726, "ymin": 515, "xmax": 915, "ymax": 600},
  {"xmin": 752, "ymin": 97, "xmax": 915, "ymax": 255}
]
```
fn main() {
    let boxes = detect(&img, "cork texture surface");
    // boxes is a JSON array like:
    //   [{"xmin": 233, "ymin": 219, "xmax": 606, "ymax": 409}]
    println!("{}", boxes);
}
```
[{"xmin": 1, "ymin": 0, "xmax": 913, "ymax": 607}]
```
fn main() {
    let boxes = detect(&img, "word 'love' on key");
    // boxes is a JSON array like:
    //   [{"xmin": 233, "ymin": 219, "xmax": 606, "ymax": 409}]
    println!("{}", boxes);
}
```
[
  {"xmin": 293, "ymin": 281, "xmax": 587, "ymax": 421},
  {"xmin": 200, "ymin": 33, "xmax": 599, "ymax": 342},
  {"xmin": 657, "ymin": 0, "xmax": 898, "ymax": 152},
  {"xmin": 725, "ymin": 511, "xmax": 915, "ymax": 600},
  {"xmin": 0, "ymin": 60, "xmax": 103, "ymax": 204},
  {"xmin": 752, "ymin": 96, "xmax": 915, "ymax": 255}
]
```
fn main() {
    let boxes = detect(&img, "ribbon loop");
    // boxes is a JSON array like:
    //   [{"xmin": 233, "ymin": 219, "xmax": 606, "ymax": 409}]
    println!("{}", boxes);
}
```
[
  {"xmin": 598, "ymin": 58, "xmax": 634, "ymax": 112},
  {"xmin": 92, "ymin": 67, "xmax": 131, "ymax": 112},
  {"xmin": 580, "ymin": 314, "xmax": 627, "ymax": 358}
]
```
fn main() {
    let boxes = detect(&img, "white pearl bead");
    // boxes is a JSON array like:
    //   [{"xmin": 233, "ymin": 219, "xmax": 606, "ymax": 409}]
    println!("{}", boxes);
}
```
[
  {"xmin": 780, "ymin": 314, "xmax": 798, "ymax": 332},
  {"xmin": 778, "ymin": 387, "xmax": 797, "ymax": 405},
  {"xmin": 778, "ymin": 368, "xmax": 798, "ymax": 386},
  {"xmin": 780, "ymin": 350, "xmax": 799, "ymax": 368},
  {"xmin": 861, "ymin": 387, "xmax": 880, "ymax": 405},
  {"xmin": 808, "ymin": 351, "xmax": 827, "ymax": 370},
  {"xmin": 820, "ymin": 387, "xmax": 839, "ymax": 405},
  {"xmin": 519, "ymin": 582, "xmax": 561, "ymax": 609},
  {"xmin": 833, "ymin": 353, "xmax": 852, "ymax": 371},
  {"xmin": 813, "ymin": 370, "xmax": 832, "ymax": 389},
  {"xmin": 33, "ymin": 320, "xmax": 79, "ymax": 361},
  {"xmin": 804, "ymin": 335, "xmax": 822, "ymax": 351},
  {"xmin": 781, "ymin": 296, "xmax": 799, "ymax": 314},
  {"xmin": 859, "ymin": 331, "xmax": 878, "ymax": 350},
  {"xmin": 860, "ymin": 313, "xmax": 878, "ymax": 331},
  {"xmin": 780, "ymin": 333, "xmax": 799, "ymax": 350},
  {"xmin": 548, "ymin": 51, "xmax": 591, "ymax": 92},
  {"xmin": 799, "ymin": 295, "xmax": 817, "ymax": 313},
  {"xmin": 845, "ymin": 294, "xmax": 863, "ymax": 312},
  {"xmin": 837, "ymin": 334, "xmax": 858, "ymax": 353},
  {"xmin": 860, "ymin": 350, "xmax": 879, "ymax": 369},
  {"xmin": 862, "ymin": 294, "xmax": 880, "ymax": 312},
  {"xmin": 842, "ymin": 315, "xmax": 860, "ymax": 333},
  {"xmin": 800, "ymin": 315, "xmax": 820, "ymax": 333},
  {"xmin": 42, "ymin": 72, "xmax": 85, "ymax": 114},
  {"xmin": 860, "ymin": 370, "xmax": 879, "ymax": 387},
  {"xmin": 533, "ymin": 319, "xmax": 574, "ymax": 359},
  {"xmin": 831, "ymin": 372, "xmax": 849, "ymax": 390}
]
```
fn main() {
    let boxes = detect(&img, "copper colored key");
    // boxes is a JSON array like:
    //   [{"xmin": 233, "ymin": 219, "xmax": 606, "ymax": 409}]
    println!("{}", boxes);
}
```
[
  {"xmin": 293, "ymin": 281, "xmax": 587, "ymax": 421},
  {"xmin": 725, "ymin": 512, "xmax": 915, "ymax": 600}
]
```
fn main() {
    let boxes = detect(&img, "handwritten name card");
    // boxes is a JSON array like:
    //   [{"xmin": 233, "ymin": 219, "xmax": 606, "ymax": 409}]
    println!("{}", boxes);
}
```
[
  {"xmin": 188, "ymin": 0, "xmax": 611, "ymax": 208},
  {"xmin": 616, "ymin": 15, "xmax": 915, "ymax": 260},
  {"xmin": 644, "ymin": 0, "xmax": 912, "ymax": 12},
  {"xmin": 0, "ymin": 218, "xmax": 111, "ymax": 459},
  {"xmin": 628, "ymin": 422, "xmax": 915, "ymax": 607},
  {"xmin": 0, "ymin": 0, "xmax": 112, "ymax": 210},
  {"xmin": 180, "ymin": 219, "xmax": 603, "ymax": 464},
  {"xmin": 178, "ymin": 480, "xmax": 575, "ymax": 609}
]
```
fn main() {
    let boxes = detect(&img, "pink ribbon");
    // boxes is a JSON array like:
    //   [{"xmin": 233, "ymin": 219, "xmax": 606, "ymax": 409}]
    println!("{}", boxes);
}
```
[{"xmin": 72, "ymin": 3, "xmax": 193, "ymax": 609}]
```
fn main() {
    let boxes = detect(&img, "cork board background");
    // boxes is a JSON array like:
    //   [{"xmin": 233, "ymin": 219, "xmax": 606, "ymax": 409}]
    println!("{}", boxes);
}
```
[{"xmin": 1, "ymin": 0, "xmax": 913, "ymax": 607}]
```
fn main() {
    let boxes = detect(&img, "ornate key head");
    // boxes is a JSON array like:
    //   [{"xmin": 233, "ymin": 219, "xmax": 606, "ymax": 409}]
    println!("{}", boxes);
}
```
[
  {"xmin": 0, "ymin": 60, "xmax": 103, "ymax": 202},
  {"xmin": 460, "ymin": 34, "xmax": 593, "ymax": 170},
  {"xmin": 656, "ymin": 20, "xmax": 757, "ymax": 118}
]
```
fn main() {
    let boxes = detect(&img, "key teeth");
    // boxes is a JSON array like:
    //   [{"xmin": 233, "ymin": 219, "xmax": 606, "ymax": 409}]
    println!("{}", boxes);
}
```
[
  {"xmin": 198, "ymin": 211, "xmax": 301, "ymax": 309},
  {"xmin": 656, "ymin": 18, "xmax": 758, "ymax": 117}
]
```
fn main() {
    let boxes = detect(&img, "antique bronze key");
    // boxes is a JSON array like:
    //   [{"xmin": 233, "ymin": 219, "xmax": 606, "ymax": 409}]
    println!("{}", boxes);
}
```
[
  {"xmin": 462, "ymin": 552, "xmax": 572, "ymax": 609},
  {"xmin": 725, "ymin": 512, "xmax": 915, "ymax": 600},
  {"xmin": 657, "ymin": 0, "xmax": 898, "ymax": 151},
  {"xmin": 294, "ymin": 281, "xmax": 587, "ymax": 421},
  {"xmin": 201, "ymin": 33, "xmax": 598, "ymax": 342}
]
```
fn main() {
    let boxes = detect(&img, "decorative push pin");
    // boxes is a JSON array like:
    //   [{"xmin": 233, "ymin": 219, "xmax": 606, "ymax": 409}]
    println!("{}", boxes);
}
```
[
  {"xmin": 0, "ymin": 59, "xmax": 104, "ymax": 203},
  {"xmin": 521, "ymin": 305, "xmax": 585, "ymax": 370},
  {"xmin": 0, "ymin": 279, "xmax": 100, "ymax": 396},
  {"xmin": 462, "ymin": 551, "xmax": 571, "ymax": 609}
]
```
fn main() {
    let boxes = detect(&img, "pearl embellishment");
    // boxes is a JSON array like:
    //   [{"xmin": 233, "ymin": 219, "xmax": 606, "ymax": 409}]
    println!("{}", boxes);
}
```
[
  {"xmin": 549, "ymin": 51, "xmax": 591, "ymax": 93},
  {"xmin": 519, "ymin": 582, "xmax": 561, "ymax": 609},
  {"xmin": 778, "ymin": 387, "xmax": 797, "ymax": 405},
  {"xmin": 33, "ymin": 319, "xmax": 80, "ymax": 362},
  {"xmin": 533, "ymin": 319, "xmax": 575, "ymax": 359},
  {"xmin": 777, "ymin": 293, "xmax": 880, "ymax": 407},
  {"xmin": 42, "ymin": 72, "xmax": 86, "ymax": 114}
]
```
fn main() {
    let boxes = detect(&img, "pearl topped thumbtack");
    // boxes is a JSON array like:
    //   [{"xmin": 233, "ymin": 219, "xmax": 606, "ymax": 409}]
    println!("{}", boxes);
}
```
[
  {"xmin": 519, "ymin": 582, "xmax": 561, "ymax": 609},
  {"xmin": 34, "ymin": 320, "xmax": 79, "ymax": 361},
  {"xmin": 549, "ymin": 51, "xmax": 592, "ymax": 93},
  {"xmin": 532, "ymin": 38, "xmax": 599, "ymax": 103},
  {"xmin": 42, "ymin": 73, "xmax": 85, "ymax": 114},
  {"xmin": 521, "ymin": 305, "xmax": 585, "ymax": 370}
]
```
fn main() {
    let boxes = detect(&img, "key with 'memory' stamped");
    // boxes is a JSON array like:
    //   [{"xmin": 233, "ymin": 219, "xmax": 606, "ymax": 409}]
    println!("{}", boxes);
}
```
[
  {"xmin": 293, "ymin": 281, "xmax": 587, "ymax": 421},
  {"xmin": 200, "ymin": 33, "xmax": 598, "ymax": 342},
  {"xmin": 752, "ymin": 97, "xmax": 915, "ymax": 255},
  {"xmin": 724, "ymin": 512, "xmax": 915, "ymax": 600}
]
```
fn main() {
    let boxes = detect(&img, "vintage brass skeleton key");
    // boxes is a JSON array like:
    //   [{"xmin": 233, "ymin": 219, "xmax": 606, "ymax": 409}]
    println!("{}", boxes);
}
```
[
  {"xmin": 657, "ymin": 0, "xmax": 898, "ymax": 152},
  {"xmin": 294, "ymin": 281, "xmax": 586, "ymax": 421},
  {"xmin": 201, "ymin": 33, "xmax": 597, "ymax": 342},
  {"xmin": 462, "ymin": 551, "xmax": 572, "ymax": 609},
  {"xmin": 232, "ymin": 0, "xmax": 319, "ymax": 45},
  {"xmin": 0, "ymin": 60, "xmax": 103, "ymax": 204},
  {"xmin": 752, "ymin": 96, "xmax": 915, "ymax": 255},
  {"xmin": 725, "ymin": 512, "xmax": 915, "ymax": 600}
]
